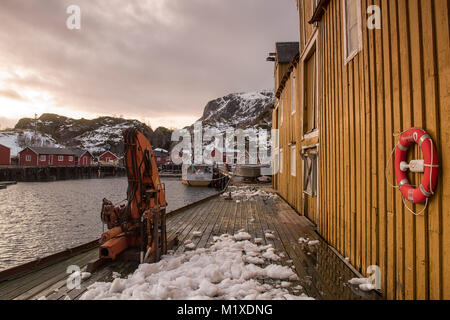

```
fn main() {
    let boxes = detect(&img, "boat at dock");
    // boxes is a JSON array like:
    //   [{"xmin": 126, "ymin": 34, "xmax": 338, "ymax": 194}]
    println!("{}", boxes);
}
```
[
  {"xmin": 181, "ymin": 164, "xmax": 214, "ymax": 187},
  {"xmin": 0, "ymin": 181, "xmax": 17, "ymax": 189}
]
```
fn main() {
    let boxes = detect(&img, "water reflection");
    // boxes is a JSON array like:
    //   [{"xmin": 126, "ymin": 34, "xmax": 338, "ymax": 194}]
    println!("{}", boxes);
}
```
[{"xmin": 0, "ymin": 177, "xmax": 216, "ymax": 271}]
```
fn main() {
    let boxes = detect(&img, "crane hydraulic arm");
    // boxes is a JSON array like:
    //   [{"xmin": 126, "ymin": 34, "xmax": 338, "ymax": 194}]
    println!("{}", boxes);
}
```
[{"xmin": 98, "ymin": 128, "xmax": 167, "ymax": 264}]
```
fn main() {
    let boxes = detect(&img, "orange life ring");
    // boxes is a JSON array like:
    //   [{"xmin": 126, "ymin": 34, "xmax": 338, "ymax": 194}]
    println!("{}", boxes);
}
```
[{"xmin": 394, "ymin": 128, "xmax": 439, "ymax": 204}]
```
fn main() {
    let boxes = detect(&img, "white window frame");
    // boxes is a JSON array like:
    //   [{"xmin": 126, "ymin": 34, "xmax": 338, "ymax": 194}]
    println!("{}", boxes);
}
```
[
  {"xmin": 273, "ymin": 147, "xmax": 280, "ymax": 175},
  {"xmin": 275, "ymin": 101, "xmax": 280, "ymax": 129},
  {"xmin": 291, "ymin": 73, "xmax": 296, "ymax": 115},
  {"xmin": 342, "ymin": 0, "xmax": 363, "ymax": 65},
  {"xmin": 58, "ymin": 155, "xmax": 64, "ymax": 161},
  {"xmin": 26, "ymin": 155, "xmax": 31, "ymax": 162},
  {"xmin": 69, "ymin": 156, "xmax": 73, "ymax": 162},
  {"xmin": 301, "ymin": 147, "xmax": 318, "ymax": 197},
  {"xmin": 280, "ymin": 96, "xmax": 284, "ymax": 126},
  {"xmin": 279, "ymin": 148, "xmax": 284, "ymax": 174},
  {"xmin": 40, "ymin": 155, "xmax": 46, "ymax": 161},
  {"xmin": 291, "ymin": 145, "xmax": 296, "ymax": 177}
]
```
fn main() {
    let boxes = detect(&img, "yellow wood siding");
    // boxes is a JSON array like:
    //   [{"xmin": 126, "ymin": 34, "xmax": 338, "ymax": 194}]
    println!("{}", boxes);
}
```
[
  {"xmin": 317, "ymin": 0, "xmax": 450, "ymax": 299},
  {"xmin": 274, "ymin": 0, "xmax": 449, "ymax": 299}
]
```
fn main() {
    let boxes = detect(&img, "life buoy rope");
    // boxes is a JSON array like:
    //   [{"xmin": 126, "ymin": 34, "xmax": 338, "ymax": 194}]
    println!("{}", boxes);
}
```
[{"xmin": 385, "ymin": 128, "xmax": 439, "ymax": 216}]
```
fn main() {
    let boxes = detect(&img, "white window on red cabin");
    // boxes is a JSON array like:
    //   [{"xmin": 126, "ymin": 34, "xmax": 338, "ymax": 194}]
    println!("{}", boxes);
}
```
[
  {"xmin": 58, "ymin": 155, "xmax": 63, "ymax": 161},
  {"xmin": 40, "ymin": 155, "xmax": 46, "ymax": 161},
  {"xmin": 69, "ymin": 156, "xmax": 73, "ymax": 162},
  {"xmin": 26, "ymin": 155, "xmax": 31, "ymax": 162}
]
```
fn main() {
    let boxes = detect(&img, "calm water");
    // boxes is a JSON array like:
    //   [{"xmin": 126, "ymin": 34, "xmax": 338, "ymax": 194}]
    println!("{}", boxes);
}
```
[{"xmin": 0, "ymin": 178, "xmax": 216, "ymax": 271}]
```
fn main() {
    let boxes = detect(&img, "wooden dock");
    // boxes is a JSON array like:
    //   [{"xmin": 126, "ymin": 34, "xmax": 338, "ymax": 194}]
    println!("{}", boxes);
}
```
[
  {"xmin": 0, "ymin": 165, "xmax": 126, "ymax": 182},
  {"xmin": 0, "ymin": 185, "xmax": 381, "ymax": 300}
]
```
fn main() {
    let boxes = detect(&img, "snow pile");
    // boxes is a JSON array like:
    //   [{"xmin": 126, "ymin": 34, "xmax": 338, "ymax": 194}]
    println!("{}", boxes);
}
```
[
  {"xmin": 222, "ymin": 186, "xmax": 278, "ymax": 202},
  {"xmin": 299, "ymin": 237, "xmax": 321, "ymax": 248},
  {"xmin": 348, "ymin": 278, "xmax": 376, "ymax": 292},
  {"xmin": 79, "ymin": 233, "xmax": 313, "ymax": 300},
  {"xmin": 233, "ymin": 232, "xmax": 252, "ymax": 241}
]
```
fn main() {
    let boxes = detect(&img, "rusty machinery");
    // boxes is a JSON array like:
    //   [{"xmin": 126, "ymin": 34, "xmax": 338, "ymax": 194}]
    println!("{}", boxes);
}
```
[{"xmin": 98, "ymin": 128, "xmax": 168, "ymax": 264}]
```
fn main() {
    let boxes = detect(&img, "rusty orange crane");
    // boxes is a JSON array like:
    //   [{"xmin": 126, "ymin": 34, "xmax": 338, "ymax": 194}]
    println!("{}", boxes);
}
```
[{"xmin": 98, "ymin": 128, "xmax": 167, "ymax": 264}]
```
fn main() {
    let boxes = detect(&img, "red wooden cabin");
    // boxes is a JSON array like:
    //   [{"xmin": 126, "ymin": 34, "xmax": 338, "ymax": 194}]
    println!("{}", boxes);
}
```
[
  {"xmin": 0, "ymin": 144, "xmax": 11, "ymax": 166},
  {"xmin": 98, "ymin": 151, "xmax": 118, "ymax": 165},
  {"xmin": 154, "ymin": 150, "xmax": 169, "ymax": 166},
  {"xmin": 18, "ymin": 147, "xmax": 78, "ymax": 166},
  {"xmin": 73, "ymin": 149, "xmax": 94, "ymax": 166}
]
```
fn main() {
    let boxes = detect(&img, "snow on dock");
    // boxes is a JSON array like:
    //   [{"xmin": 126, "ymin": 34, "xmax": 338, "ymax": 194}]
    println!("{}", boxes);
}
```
[
  {"xmin": 80, "ymin": 233, "xmax": 311, "ymax": 300},
  {"xmin": 0, "ymin": 185, "xmax": 380, "ymax": 300}
]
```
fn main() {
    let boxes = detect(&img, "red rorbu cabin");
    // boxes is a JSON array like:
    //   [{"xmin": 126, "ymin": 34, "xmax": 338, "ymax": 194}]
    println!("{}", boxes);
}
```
[
  {"xmin": 98, "ymin": 151, "xmax": 118, "ymax": 165},
  {"xmin": 18, "ymin": 147, "xmax": 79, "ymax": 166},
  {"xmin": 153, "ymin": 150, "xmax": 169, "ymax": 166},
  {"xmin": 73, "ymin": 149, "xmax": 94, "ymax": 166},
  {"xmin": 0, "ymin": 144, "xmax": 11, "ymax": 166}
]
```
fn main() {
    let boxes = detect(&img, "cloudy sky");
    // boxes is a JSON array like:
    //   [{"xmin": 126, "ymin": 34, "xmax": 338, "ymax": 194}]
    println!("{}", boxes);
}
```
[{"xmin": 0, "ymin": 0, "xmax": 298, "ymax": 129}]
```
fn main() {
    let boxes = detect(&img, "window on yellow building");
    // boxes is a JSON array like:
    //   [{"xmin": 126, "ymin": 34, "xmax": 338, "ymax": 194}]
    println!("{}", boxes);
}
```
[
  {"xmin": 280, "ymin": 96, "xmax": 284, "ymax": 126},
  {"xmin": 343, "ymin": 0, "xmax": 363, "ymax": 64},
  {"xmin": 280, "ymin": 148, "xmax": 284, "ymax": 174},
  {"xmin": 291, "ymin": 145, "xmax": 296, "ymax": 177},
  {"xmin": 291, "ymin": 74, "xmax": 296, "ymax": 115},
  {"xmin": 303, "ymin": 44, "xmax": 317, "ymax": 134},
  {"xmin": 301, "ymin": 149, "xmax": 318, "ymax": 197}
]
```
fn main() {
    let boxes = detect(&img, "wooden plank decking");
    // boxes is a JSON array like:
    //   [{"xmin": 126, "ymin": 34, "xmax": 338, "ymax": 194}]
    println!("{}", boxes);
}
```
[{"xmin": 0, "ymin": 185, "xmax": 381, "ymax": 300}]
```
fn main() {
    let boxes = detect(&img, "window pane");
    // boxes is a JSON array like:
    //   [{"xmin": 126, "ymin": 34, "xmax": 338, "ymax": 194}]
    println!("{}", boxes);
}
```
[
  {"xmin": 291, "ymin": 146, "xmax": 296, "ymax": 177},
  {"xmin": 344, "ymin": 0, "xmax": 361, "ymax": 59},
  {"xmin": 280, "ymin": 149, "xmax": 283, "ymax": 173},
  {"xmin": 291, "ymin": 75, "xmax": 296, "ymax": 114},
  {"xmin": 304, "ymin": 50, "xmax": 317, "ymax": 133},
  {"xmin": 302, "ymin": 150, "xmax": 318, "ymax": 196}
]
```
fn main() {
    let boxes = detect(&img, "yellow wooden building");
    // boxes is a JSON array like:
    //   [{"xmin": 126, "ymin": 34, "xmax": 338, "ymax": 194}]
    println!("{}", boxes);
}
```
[{"xmin": 271, "ymin": 0, "xmax": 449, "ymax": 300}]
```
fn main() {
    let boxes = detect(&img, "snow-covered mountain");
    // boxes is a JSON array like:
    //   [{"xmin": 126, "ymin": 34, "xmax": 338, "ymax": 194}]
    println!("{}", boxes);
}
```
[
  {"xmin": 0, "ymin": 130, "xmax": 63, "ymax": 157},
  {"xmin": 1, "ymin": 114, "xmax": 171, "ymax": 157},
  {"xmin": 197, "ymin": 90, "xmax": 274, "ymax": 131},
  {"xmin": 0, "ymin": 90, "xmax": 274, "ymax": 158}
]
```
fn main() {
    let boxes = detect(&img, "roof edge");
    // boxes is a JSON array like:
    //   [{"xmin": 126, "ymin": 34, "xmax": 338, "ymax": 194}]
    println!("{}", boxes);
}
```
[{"xmin": 309, "ymin": 0, "xmax": 330, "ymax": 23}]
